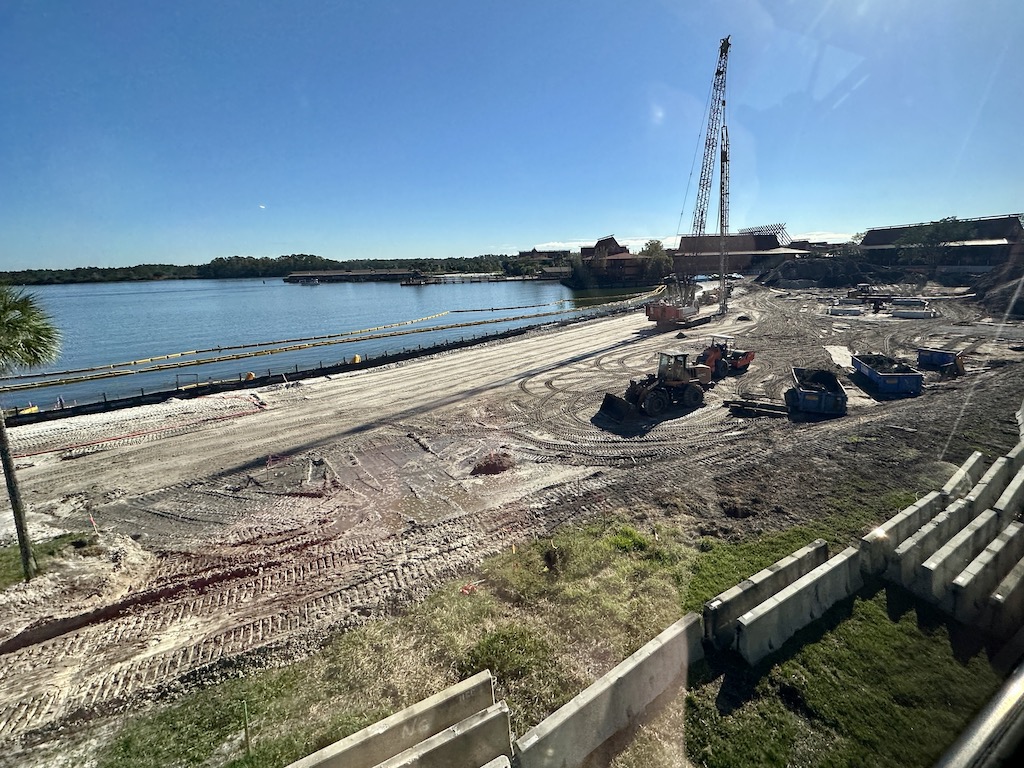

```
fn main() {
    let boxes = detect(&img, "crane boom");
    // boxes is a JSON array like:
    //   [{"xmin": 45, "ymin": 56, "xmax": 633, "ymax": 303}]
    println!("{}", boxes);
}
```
[
  {"xmin": 690, "ymin": 35, "xmax": 731, "ymax": 239},
  {"xmin": 718, "ymin": 123, "xmax": 730, "ymax": 313}
]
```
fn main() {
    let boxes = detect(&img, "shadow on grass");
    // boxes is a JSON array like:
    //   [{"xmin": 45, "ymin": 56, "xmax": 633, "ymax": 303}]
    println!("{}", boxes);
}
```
[{"xmin": 879, "ymin": 580, "xmax": 1002, "ymax": 667}]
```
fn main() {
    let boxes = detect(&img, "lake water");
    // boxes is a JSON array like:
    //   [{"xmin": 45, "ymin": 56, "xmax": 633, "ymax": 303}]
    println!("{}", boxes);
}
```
[{"xmin": 0, "ymin": 278, "xmax": 641, "ymax": 410}]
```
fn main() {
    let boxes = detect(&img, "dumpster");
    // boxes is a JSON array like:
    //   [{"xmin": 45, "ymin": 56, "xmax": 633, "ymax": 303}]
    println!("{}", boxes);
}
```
[
  {"xmin": 851, "ymin": 354, "xmax": 923, "ymax": 395},
  {"xmin": 785, "ymin": 368, "xmax": 848, "ymax": 416}
]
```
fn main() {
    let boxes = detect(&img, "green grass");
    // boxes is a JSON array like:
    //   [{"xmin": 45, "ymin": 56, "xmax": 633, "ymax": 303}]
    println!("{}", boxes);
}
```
[
  {"xmin": 684, "ymin": 589, "xmax": 1001, "ymax": 768},
  {"xmin": 0, "ymin": 532, "xmax": 98, "ymax": 587},
  {"xmin": 91, "ymin": 497, "xmax": 1004, "ymax": 768}
]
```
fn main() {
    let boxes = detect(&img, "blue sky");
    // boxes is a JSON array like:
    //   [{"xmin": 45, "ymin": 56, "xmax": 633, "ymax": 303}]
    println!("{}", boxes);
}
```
[{"xmin": 1, "ymin": 0, "xmax": 1020, "ymax": 270}]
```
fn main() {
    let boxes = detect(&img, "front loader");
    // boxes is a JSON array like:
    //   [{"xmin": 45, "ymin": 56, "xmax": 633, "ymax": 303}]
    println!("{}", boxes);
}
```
[{"xmin": 599, "ymin": 351, "xmax": 712, "ymax": 421}]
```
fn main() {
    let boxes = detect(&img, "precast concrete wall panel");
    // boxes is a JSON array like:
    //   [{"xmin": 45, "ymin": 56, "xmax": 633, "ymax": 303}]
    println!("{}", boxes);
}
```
[
  {"xmin": 1005, "ymin": 440, "xmax": 1024, "ymax": 472},
  {"xmin": 965, "ymin": 458, "xmax": 1012, "ymax": 515},
  {"xmin": 704, "ymin": 539, "xmax": 828, "ymax": 648},
  {"xmin": 735, "ymin": 547, "xmax": 863, "ymax": 666},
  {"xmin": 993, "ymin": 464, "xmax": 1024, "ymax": 519},
  {"xmin": 375, "ymin": 702, "xmax": 513, "ymax": 768},
  {"xmin": 988, "ymin": 557, "xmax": 1024, "ymax": 639},
  {"xmin": 861, "ymin": 491, "xmax": 943, "ymax": 575},
  {"xmin": 942, "ymin": 451, "xmax": 986, "ymax": 499},
  {"xmin": 920, "ymin": 509, "xmax": 1002, "ymax": 603},
  {"xmin": 514, "ymin": 613, "xmax": 703, "ymax": 768},
  {"xmin": 285, "ymin": 671, "xmax": 495, "ymax": 768},
  {"xmin": 952, "ymin": 521, "xmax": 1024, "ymax": 622},
  {"xmin": 894, "ymin": 499, "xmax": 974, "ymax": 587}
]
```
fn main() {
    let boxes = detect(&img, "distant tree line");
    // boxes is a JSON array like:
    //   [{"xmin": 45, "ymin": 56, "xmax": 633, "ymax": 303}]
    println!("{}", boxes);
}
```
[{"xmin": 1, "ymin": 252, "xmax": 562, "ymax": 285}]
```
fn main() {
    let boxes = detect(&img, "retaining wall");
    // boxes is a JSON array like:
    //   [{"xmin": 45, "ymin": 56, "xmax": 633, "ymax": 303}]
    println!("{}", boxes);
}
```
[
  {"xmin": 703, "ymin": 539, "xmax": 828, "ymax": 649},
  {"xmin": 286, "ymin": 671, "xmax": 496, "ymax": 768},
  {"xmin": 735, "ymin": 547, "xmax": 863, "ymax": 666},
  {"xmin": 964, "ymin": 457, "xmax": 1012, "ymax": 516},
  {"xmin": 941, "ymin": 451, "xmax": 986, "ymax": 499},
  {"xmin": 514, "ymin": 613, "xmax": 703, "ymax": 768},
  {"xmin": 375, "ymin": 702, "xmax": 512, "ymax": 768},
  {"xmin": 894, "ymin": 498, "xmax": 975, "ymax": 587},
  {"xmin": 951, "ymin": 521, "xmax": 1024, "ymax": 622},
  {"xmin": 993, "ymin": 464, "xmax": 1024, "ymax": 518},
  {"xmin": 860, "ymin": 491, "xmax": 943, "ymax": 576},
  {"xmin": 920, "ymin": 509, "xmax": 1002, "ymax": 603},
  {"xmin": 989, "ymin": 559, "xmax": 1024, "ymax": 639}
]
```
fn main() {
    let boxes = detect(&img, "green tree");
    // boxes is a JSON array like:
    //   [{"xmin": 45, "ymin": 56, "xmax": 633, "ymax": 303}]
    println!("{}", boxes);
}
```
[
  {"xmin": 895, "ymin": 217, "xmax": 977, "ymax": 276},
  {"xmin": 639, "ymin": 239, "xmax": 673, "ymax": 281},
  {"xmin": 0, "ymin": 286, "xmax": 61, "ymax": 581}
]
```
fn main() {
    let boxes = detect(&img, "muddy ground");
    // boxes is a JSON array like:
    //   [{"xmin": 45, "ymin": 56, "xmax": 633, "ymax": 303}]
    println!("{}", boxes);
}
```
[{"xmin": 2, "ymin": 281, "xmax": 1024, "ymax": 763}]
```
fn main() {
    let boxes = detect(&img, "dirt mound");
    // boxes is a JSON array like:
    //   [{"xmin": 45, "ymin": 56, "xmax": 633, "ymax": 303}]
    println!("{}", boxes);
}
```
[{"xmin": 470, "ymin": 452, "xmax": 515, "ymax": 475}]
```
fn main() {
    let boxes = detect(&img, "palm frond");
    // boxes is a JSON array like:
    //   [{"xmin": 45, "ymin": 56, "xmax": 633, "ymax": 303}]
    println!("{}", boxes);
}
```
[{"xmin": 0, "ymin": 285, "xmax": 62, "ymax": 374}]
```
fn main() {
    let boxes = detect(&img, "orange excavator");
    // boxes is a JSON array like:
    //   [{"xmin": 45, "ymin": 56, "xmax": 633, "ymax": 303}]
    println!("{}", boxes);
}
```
[{"xmin": 696, "ymin": 335, "xmax": 754, "ymax": 378}]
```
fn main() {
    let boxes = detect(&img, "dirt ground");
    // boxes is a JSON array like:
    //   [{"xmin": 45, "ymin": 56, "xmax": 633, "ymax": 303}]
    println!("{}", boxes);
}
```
[{"xmin": 2, "ymin": 280, "xmax": 1024, "ymax": 763}]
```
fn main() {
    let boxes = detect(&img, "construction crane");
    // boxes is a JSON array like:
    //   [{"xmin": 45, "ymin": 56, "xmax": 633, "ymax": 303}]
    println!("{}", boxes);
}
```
[
  {"xmin": 647, "ymin": 35, "xmax": 731, "ymax": 330},
  {"xmin": 685, "ymin": 35, "xmax": 731, "ymax": 313}
]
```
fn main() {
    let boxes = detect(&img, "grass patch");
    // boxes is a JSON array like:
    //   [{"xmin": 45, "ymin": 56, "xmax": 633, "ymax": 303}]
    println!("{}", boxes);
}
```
[
  {"xmin": 684, "ymin": 589, "xmax": 1002, "ymax": 768},
  {"xmin": 91, "ymin": 498, "xmax": 1003, "ymax": 768},
  {"xmin": 0, "ymin": 532, "xmax": 98, "ymax": 588}
]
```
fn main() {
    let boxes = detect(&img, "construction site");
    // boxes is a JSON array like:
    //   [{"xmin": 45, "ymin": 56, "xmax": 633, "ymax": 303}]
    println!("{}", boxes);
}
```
[
  {"xmin": 3, "ymin": 271, "xmax": 1024, "ymax": 766},
  {"xmin": 4, "ymin": 29, "xmax": 1024, "ymax": 768}
]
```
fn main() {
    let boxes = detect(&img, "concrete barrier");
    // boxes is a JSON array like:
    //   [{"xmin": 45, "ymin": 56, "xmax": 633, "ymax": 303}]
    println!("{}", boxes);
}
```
[
  {"xmin": 893, "ymin": 498, "xmax": 975, "ymax": 587},
  {"xmin": 514, "ymin": 613, "xmax": 703, "ymax": 768},
  {"xmin": 375, "ymin": 702, "xmax": 513, "ymax": 768},
  {"xmin": 965, "ymin": 458, "xmax": 1012, "ymax": 516},
  {"xmin": 988, "ymin": 557, "xmax": 1024, "ymax": 639},
  {"xmin": 1005, "ymin": 440, "xmax": 1024, "ymax": 472},
  {"xmin": 735, "ymin": 547, "xmax": 863, "ymax": 666},
  {"xmin": 481, "ymin": 759, "xmax": 512, "ymax": 768},
  {"xmin": 920, "ymin": 509, "xmax": 1002, "ymax": 603},
  {"xmin": 942, "ymin": 451, "xmax": 986, "ymax": 499},
  {"xmin": 993, "ymin": 464, "xmax": 1024, "ymax": 519},
  {"xmin": 952, "ymin": 521, "xmax": 1024, "ymax": 622},
  {"xmin": 285, "ymin": 671, "xmax": 496, "ymax": 768},
  {"xmin": 703, "ymin": 539, "xmax": 828, "ymax": 649},
  {"xmin": 861, "ymin": 491, "xmax": 943, "ymax": 576}
]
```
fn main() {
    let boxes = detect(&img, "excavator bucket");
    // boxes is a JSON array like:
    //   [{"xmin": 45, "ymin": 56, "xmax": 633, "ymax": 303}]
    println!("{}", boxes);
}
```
[{"xmin": 599, "ymin": 392, "xmax": 637, "ymax": 422}]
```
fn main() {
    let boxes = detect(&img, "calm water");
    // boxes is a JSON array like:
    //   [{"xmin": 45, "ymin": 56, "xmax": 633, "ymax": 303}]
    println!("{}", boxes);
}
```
[{"xmin": 1, "ymin": 278, "xmax": 635, "ymax": 410}]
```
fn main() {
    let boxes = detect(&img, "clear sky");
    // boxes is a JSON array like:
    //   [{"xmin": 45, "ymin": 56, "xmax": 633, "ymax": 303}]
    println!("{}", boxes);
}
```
[{"xmin": 1, "ymin": 0, "xmax": 1021, "ymax": 270}]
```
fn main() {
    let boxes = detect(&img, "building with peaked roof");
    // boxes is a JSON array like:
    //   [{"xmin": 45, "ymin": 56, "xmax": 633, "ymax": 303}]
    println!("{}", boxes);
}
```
[
  {"xmin": 673, "ymin": 233, "xmax": 809, "ymax": 276},
  {"xmin": 859, "ymin": 214, "xmax": 1024, "ymax": 273}
]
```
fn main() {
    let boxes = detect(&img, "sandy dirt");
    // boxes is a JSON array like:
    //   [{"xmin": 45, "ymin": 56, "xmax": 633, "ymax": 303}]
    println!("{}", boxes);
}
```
[{"xmin": 2, "ymin": 281, "xmax": 1024, "ymax": 762}]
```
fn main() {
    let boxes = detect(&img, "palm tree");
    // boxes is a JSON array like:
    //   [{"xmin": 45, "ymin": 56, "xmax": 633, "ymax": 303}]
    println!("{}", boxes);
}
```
[{"xmin": 0, "ymin": 285, "xmax": 61, "ymax": 581}]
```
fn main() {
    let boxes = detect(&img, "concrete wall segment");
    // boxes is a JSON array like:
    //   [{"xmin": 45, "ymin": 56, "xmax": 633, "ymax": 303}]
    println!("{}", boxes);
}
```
[
  {"xmin": 920, "ymin": 509, "xmax": 1001, "ymax": 603},
  {"xmin": 952, "ymin": 521, "xmax": 1024, "ymax": 622},
  {"xmin": 893, "ymin": 499, "xmax": 974, "ymax": 587},
  {"xmin": 704, "ymin": 539, "xmax": 828, "ymax": 648},
  {"xmin": 966, "ymin": 458, "xmax": 1012, "ymax": 514},
  {"xmin": 375, "ymin": 702, "xmax": 513, "ymax": 768},
  {"xmin": 1005, "ymin": 440, "xmax": 1024, "ymax": 472},
  {"xmin": 994, "ymin": 464, "xmax": 1024, "ymax": 519},
  {"xmin": 284, "ymin": 671, "xmax": 495, "ymax": 768},
  {"xmin": 942, "ymin": 451, "xmax": 986, "ymax": 499},
  {"xmin": 735, "ymin": 547, "xmax": 863, "ymax": 666},
  {"xmin": 861, "ymin": 491, "xmax": 943, "ymax": 575},
  {"xmin": 514, "ymin": 613, "xmax": 703, "ymax": 768},
  {"xmin": 988, "ymin": 556, "xmax": 1024, "ymax": 639}
]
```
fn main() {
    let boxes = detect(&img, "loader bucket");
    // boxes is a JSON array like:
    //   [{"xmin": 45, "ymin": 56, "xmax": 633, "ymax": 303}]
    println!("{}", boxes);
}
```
[{"xmin": 599, "ymin": 393, "xmax": 637, "ymax": 422}]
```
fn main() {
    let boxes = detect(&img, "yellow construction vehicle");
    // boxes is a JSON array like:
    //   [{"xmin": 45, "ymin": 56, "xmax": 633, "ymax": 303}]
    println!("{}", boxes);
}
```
[{"xmin": 599, "ymin": 350, "xmax": 713, "ymax": 420}]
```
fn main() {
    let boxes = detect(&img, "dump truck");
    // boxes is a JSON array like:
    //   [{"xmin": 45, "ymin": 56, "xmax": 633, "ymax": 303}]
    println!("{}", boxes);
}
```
[
  {"xmin": 600, "ymin": 350, "xmax": 712, "ymax": 420},
  {"xmin": 697, "ymin": 334, "xmax": 754, "ymax": 378}
]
